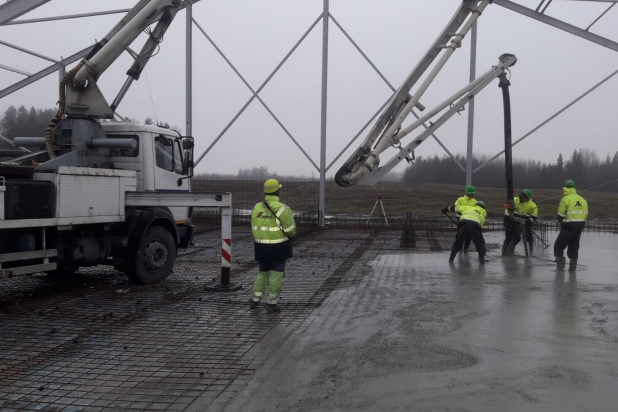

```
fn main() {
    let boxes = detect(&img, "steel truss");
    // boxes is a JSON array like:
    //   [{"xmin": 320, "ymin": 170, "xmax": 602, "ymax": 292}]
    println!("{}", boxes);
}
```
[{"xmin": 1, "ymin": 0, "xmax": 618, "ymax": 222}]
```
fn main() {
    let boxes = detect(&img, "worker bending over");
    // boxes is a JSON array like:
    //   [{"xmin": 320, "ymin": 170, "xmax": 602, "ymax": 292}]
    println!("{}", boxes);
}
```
[
  {"xmin": 454, "ymin": 185, "xmax": 477, "ymax": 253},
  {"xmin": 554, "ymin": 179, "xmax": 588, "ymax": 271},
  {"xmin": 502, "ymin": 189, "xmax": 538, "ymax": 255},
  {"xmin": 442, "ymin": 201, "xmax": 487, "ymax": 263},
  {"xmin": 250, "ymin": 179, "xmax": 297, "ymax": 312}
]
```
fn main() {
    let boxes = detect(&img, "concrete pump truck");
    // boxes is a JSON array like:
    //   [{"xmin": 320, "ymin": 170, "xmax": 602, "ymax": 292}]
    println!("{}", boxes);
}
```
[{"xmin": 0, "ymin": 0, "xmax": 233, "ymax": 284}]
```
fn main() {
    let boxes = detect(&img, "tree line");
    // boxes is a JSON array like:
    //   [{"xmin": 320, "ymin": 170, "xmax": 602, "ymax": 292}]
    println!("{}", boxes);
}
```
[
  {"xmin": 402, "ymin": 149, "xmax": 618, "ymax": 192},
  {"xmin": 0, "ymin": 106, "xmax": 56, "ymax": 140},
  {"xmin": 0, "ymin": 105, "xmax": 180, "ymax": 140}
]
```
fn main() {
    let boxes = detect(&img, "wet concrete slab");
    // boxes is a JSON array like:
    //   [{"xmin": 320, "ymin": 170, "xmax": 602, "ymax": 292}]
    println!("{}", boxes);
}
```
[
  {"xmin": 1, "ymin": 228, "xmax": 616, "ymax": 411},
  {"xmin": 212, "ymin": 231, "xmax": 618, "ymax": 412}
]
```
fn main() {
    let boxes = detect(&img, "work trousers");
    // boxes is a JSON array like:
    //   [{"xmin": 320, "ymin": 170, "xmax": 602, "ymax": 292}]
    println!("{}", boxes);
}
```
[
  {"xmin": 252, "ymin": 260, "xmax": 286, "ymax": 305},
  {"xmin": 524, "ymin": 221, "xmax": 534, "ymax": 245},
  {"xmin": 452, "ymin": 221, "xmax": 486, "ymax": 257},
  {"xmin": 456, "ymin": 217, "xmax": 472, "ymax": 250},
  {"xmin": 503, "ymin": 216, "xmax": 521, "ymax": 246},
  {"xmin": 554, "ymin": 222, "xmax": 585, "ymax": 260}
]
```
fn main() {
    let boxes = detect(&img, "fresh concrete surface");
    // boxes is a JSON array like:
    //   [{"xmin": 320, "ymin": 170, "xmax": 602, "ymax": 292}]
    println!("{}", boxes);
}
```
[{"xmin": 212, "ymin": 231, "xmax": 618, "ymax": 412}]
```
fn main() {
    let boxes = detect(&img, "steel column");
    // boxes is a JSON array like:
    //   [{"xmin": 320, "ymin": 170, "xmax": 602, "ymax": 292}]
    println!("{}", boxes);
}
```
[
  {"xmin": 466, "ymin": 22, "xmax": 477, "ymax": 186},
  {"xmin": 319, "ymin": 0, "xmax": 329, "ymax": 226},
  {"xmin": 186, "ymin": 1, "xmax": 193, "ymax": 137}
]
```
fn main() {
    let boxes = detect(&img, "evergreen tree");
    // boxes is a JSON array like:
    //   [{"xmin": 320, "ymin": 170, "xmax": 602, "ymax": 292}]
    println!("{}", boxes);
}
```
[{"xmin": 0, "ymin": 106, "xmax": 18, "ymax": 139}]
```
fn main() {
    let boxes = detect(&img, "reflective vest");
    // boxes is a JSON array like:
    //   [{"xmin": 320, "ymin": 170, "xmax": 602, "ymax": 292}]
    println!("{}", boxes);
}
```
[
  {"xmin": 455, "ymin": 195, "xmax": 476, "ymax": 216},
  {"xmin": 504, "ymin": 197, "xmax": 538, "ymax": 222},
  {"xmin": 558, "ymin": 188, "xmax": 588, "ymax": 222},
  {"xmin": 455, "ymin": 205, "xmax": 486, "ymax": 228},
  {"xmin": 251, "ymin": 196, "xmax": 297, "ymax": 244}
]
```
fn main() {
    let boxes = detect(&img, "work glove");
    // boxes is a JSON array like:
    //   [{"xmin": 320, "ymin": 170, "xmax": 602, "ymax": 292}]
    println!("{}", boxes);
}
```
[
  {"xmin": 512, "ymin": 216, "xmax": 525, "ymax": 224},
  {"xmin": 441, "ymin": 207, "xmax": 448, "ymax": 214},
  {"xmin": 503, "ymin": 201, "xmax": 512, "ymax": 210}
]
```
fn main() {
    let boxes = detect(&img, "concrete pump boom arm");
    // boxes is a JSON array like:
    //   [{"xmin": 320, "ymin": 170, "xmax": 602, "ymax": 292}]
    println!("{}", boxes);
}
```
[
  {"xmin": 74, "ymin": 0, "xmax": 177, "ymax": 85},
  {"xmin": 335, "ymin": 0, "xmax": 499, "ymax": 187}
]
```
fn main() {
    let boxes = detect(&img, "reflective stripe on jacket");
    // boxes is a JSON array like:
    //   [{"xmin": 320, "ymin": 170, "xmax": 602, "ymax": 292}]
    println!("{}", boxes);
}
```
[
  {"xmin": 251, "ymin": 195, "xmax": 297, "ymax": 244},
  {"xmin": 558, "ymin": 188, "xmax": 588, "ymax": 222},
  {"xmin": 454, "ymin": 205, "xmax": 487, "ymax": 228},
  {"xmin": 455, "ymin": 196, "xmax": 476, "ymax": 216}
]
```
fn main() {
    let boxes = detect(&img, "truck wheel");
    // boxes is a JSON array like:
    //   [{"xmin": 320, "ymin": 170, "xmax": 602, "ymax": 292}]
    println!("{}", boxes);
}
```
[{"xmin": 134, "ymin": 226, "xmax": 176, "ymax": 284}]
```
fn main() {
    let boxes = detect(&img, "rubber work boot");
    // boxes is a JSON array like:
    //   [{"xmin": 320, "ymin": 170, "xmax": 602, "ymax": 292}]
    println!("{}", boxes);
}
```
[
  {"xmin": 479, "ymin": 254, "xmax": 488, "ymax": 264},
  {"xmin": 505, "ymin": 241, "xmax": 517, "ymax": 256},
  {"xmin": 501, "ymin": 243, "xmax": 508, "ymax": 256},
  {"xmin": 249, "ymin": 299, "xmax": 259, "ymax": 309},
  {"xmin": 266, "ymin": 303, "xmax": 281, "ymax": 313},
  {"xmin": 568, "ymin": 260, "xmax": 577, "ymax": 272},
  {"xmin": 555, "ymin": 256, "xmax": 566, "ymax": 271},
  {"xmin": 463, "ymin": 248, "xmax": 469, "ymax": 254},
  {"xmin": 528, "ymin": 242, "xmax": 534, "ymax": 254}
]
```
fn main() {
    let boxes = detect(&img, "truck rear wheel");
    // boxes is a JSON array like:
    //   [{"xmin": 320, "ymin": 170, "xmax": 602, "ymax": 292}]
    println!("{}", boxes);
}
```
[{"xmin": 134, "ymin": 225, "xmax": 176, "ymax": 284}]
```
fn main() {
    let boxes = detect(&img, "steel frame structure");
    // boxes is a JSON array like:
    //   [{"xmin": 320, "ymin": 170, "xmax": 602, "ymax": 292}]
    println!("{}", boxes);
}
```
[{"xmin": 1, "ymin": 0, "xmax": 618, "ymax": 224}]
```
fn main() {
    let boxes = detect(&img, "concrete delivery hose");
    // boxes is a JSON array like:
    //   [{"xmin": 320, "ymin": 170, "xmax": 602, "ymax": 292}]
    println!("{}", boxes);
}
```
[{"xmin": 45, "ymin": 60, "xmax": 86, "ymax": 160}]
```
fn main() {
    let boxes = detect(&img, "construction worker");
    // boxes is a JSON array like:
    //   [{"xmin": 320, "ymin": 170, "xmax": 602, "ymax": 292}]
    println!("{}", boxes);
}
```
[
  {"xmin": 442, "ymin": 201, "xmax": 487, "ymax": 263},
  {"xmin": 554, "ymin": 179, "xmax": 588, "ymax": 271},
  {"xmin": 250, "ymin": 179, "xmax": 297, "ymax": 312},
  {"xmin": 454, "ymin": 185, "xmax": 477, "ymax": 253},
  {"xmin": 518, "ymin": 189, "xmax": 538, "ymax": 252},
  {"xmin": 502, "ymin": 189, "xmax": 538, "ymax": 255}
]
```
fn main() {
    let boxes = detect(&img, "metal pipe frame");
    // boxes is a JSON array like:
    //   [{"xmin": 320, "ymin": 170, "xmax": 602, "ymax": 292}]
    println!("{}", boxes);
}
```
[
  {"xmin": 319, "ymin": 0, "xmax": 329, "ymax": 226},
  {"xmin": 0, "ymin": 63, "xmax": 31, "ymax": 77},
  {"xmin": 494, "ymin": 0, "xmax": 618, "ymax": 52},
  {"xmin": 2, "ymin": 0, "xmax": 618, "ymax": 197},
  {"xmin": 466, "ymin": 22, "xmax": 477, "ymax": 185},
  {"xmin": 3, "ymin": 9, "xmax": 132, "ymax": 25},
  {"xmin": 192, "ymin": 14, "xmax": 324, "ymax": 168},
  {"xmin": 186, "ymin": 2, "xmax": 193, "ymax": 137},
  {"xmin": 474, "ymin": 67, "xmax": 618, "ymax": 173},
  {"xmin": 0, "ymin": 46, "xmax": 92, "ymax": 99},
  {"xmin": 0, "ymin": 0, "xmax": 51, "ymax": 25}
]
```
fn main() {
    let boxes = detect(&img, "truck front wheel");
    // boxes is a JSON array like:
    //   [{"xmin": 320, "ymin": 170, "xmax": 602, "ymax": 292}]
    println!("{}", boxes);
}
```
[{"xmin": 134, "ymin": 226, "xmax": 176, "ymax": 284}]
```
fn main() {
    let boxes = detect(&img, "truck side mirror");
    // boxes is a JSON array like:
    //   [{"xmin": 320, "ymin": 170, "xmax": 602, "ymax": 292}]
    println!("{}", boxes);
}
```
[{"xmin": 182, "ymin": 139, "xmax": 194, "ymax": 150}]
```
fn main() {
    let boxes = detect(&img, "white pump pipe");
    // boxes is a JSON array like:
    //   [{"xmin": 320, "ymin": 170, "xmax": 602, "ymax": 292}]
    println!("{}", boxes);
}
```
[
  {"xmin": 74, "ymin": 0, "xmax": 168, "ymax": 85},
  {"xmin": 345, "ymin": 0, "xmax": 490, "ymax": 185}
]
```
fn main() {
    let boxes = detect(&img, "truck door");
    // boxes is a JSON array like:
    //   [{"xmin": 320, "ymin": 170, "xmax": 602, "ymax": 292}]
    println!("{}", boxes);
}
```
[{"xmin": 153, "ymin": 134, "xmax": 189, "ymax": 222}]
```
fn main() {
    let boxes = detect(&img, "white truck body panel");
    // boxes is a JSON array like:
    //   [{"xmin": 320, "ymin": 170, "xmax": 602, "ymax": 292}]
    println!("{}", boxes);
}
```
[{"xmin": 1, "ymin": 167, "xmax": 137, "ymax": 229}]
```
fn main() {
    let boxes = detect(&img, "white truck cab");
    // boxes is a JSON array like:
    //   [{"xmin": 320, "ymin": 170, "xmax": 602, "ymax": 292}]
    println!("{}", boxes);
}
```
[{"xmin": 104, "ymin": 123, "xmax": 192, "ymax": 223}]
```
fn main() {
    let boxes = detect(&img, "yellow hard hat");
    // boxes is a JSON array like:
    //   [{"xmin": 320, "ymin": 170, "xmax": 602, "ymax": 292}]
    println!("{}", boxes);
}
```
[{"xmin": 264, "ymin": 178, "xmax": 282, "ymax": 194}]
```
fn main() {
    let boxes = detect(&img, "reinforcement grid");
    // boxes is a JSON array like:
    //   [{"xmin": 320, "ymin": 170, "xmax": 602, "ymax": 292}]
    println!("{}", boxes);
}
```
[{"xmin": 0, "ymin": 228, "xmax": 447, "ymax": 411}]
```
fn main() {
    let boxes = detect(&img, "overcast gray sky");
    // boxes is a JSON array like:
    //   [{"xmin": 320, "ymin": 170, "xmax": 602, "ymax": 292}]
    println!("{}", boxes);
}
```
[{"xmin": 1, "ymin": 0, "xmax": 618, "ymax": 178}]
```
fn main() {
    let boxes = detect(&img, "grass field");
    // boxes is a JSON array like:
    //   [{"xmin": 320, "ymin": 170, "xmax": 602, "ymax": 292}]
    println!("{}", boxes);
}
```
[{"xmin": 325, "ymin": 181, "xmax": 618, "ymax": 221}]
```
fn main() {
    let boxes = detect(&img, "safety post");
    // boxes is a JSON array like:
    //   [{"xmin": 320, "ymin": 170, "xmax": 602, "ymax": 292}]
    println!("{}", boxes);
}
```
[{"xmin": 204, "ymin": 194, "xmax": 242, "ymax": 292}]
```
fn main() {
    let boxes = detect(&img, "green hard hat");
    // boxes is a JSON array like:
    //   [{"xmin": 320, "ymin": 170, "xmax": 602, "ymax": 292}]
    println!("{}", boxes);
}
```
[
  {"xmin": 466, "ymin": 185, "xmax": 475, "ymax": 195},
  {"xmin": 563, "ymin": 179, "xmax": 575, "ymax": 188},
  {"xmin": 521, "ymin": 189, "xmax": 533, "ymax": 199},
  {"xmin": 475, "ymin": 201, "xmax": 486, "ymax": 209}
]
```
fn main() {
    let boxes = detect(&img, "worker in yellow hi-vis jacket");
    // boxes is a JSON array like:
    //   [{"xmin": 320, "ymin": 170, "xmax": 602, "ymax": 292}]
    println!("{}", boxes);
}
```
[{"xmin": 250, "ymin": 179, "xmax": 297, "ymax": 313}]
